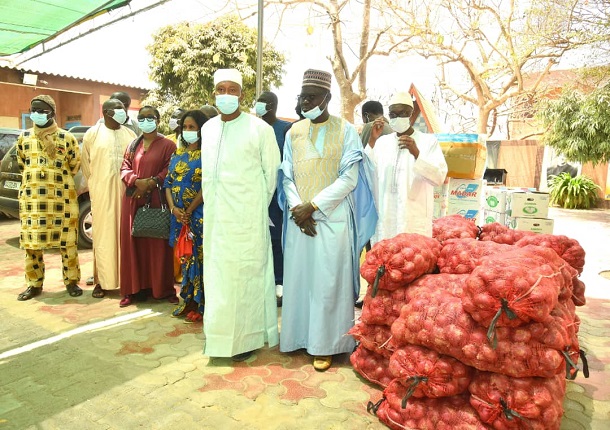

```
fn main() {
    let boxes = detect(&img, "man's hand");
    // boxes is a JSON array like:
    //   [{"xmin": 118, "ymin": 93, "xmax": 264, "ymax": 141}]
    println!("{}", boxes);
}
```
[
  {"xmin": 368, "ymin": 118, "xmax": 385, "ymax": 148},
  {"xmin": 290, "ymin": 202, "xmax": 316, "ymax": 225},
  {"xmin": 298, "ymin": 217, "xmax": 317, "ymax": 237},
  {"xmin": 397, "ymin": 134, "xmax": 420, "ymax": 159}
]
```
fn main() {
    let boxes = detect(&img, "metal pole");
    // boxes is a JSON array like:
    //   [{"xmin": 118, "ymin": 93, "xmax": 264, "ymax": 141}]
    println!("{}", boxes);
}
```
[{"xmin": 256, "ymin": 0, "xmax": 263, "ymax": 99}]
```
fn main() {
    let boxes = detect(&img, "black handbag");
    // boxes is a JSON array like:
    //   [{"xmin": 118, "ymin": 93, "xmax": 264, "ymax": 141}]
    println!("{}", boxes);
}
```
[{"xmin": 131, "ymin": 185, "xmax": 170, "ymax": 240}]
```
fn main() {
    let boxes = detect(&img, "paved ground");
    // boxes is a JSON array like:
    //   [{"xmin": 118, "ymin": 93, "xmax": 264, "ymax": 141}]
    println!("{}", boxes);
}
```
[{"xmin": 0, "ymin": 207, "xmax": 608, "ymax": 429}]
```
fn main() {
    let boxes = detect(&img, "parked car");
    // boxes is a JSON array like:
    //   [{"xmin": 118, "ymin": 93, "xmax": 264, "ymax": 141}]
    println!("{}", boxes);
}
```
[
  {"xmin": 0, "ymin": 126, "xmax": 93, "ymax": 249},
  {"xmin": 0, "ymin": 127, "xmax": 22, "ymax": 161}
]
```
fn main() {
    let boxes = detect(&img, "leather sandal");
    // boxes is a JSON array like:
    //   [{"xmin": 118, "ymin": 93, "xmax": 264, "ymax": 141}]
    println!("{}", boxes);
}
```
[
  {"xmin": 17, "ymin": 286, "xmax": 42, "ymax": 301},
  {"xmin": 313, "ymin": 356, "xmax": 333, "ymax": 371},
  {"xmin": 92, "ymin": 284, "xmax": 105, "ymax": 298},
  {"xmin": 66, "ymin": 283, "xmax": 83, "ymax": 297},
  {"xmin": 184, "ymin": 312, "xmax": 203, "ymax": 324}
]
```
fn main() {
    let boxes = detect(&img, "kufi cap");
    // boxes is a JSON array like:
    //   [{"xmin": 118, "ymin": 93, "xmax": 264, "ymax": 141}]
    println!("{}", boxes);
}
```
[
  {"xmin": 389, "ymin": 92, "xmax": 414, "ymax": 109},
  {"xmin": 214, "ymin": 68, "xmax": 242, "ymax": 87},
  {"xmin": 302, "ymin": 69, "xmax": 332, "ymax": 91},
  {"xmin": 31, "ymin": 94, "xmax": 56, "ymax": 112}
]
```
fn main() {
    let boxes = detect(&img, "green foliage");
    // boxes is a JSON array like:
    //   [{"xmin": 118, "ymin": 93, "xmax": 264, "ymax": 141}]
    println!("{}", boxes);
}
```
[
  {"xmin": 548, "ymin": 173, "xmax": 601, "ymax": 209},
  {"xmin": 537, "ymin": 83, "xmax": 610, "ymax": 165},
  {"xmin": 144, "ymin": 15, "xmax": 286, "ymax": 127}
]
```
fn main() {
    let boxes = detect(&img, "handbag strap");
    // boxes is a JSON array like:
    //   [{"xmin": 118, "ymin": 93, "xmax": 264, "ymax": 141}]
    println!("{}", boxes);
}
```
[{"xmin": 144, "ymin": 184, "xmax": 168, "ymax": 211}]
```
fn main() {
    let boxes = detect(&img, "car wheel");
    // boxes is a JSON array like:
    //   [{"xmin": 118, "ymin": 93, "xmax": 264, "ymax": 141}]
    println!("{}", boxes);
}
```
[{"xmin": 78, "ymin": 199, "xmax": 93, "ymax": 249}]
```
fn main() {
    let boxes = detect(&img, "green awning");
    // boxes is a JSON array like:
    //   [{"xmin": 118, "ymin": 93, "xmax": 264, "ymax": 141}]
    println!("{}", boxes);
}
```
[{"xmin": 0, "ymin": 0, "xmax": 131, "ymax": 56}]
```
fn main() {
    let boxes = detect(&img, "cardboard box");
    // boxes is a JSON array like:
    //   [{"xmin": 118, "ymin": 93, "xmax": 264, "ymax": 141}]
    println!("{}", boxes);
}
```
[
  {"xmin": 506, "ymin": 192, "xmax": 549, "ymax": 218},
  {"xmin": 484, "ymin": 187, "xmax": 507, "ymax": 212},
  {"xmin": 447, "ymin": 178, "xmax": 485, "ymax": 206},
  {"xmin": 483, "ymin": 210, "xmax": 506, "ymax": 225},
  {"xmin": 437, "ymin": 133, "xmax": 487, "ymax": 180},
  {"xmin": 505, "ymin": 216, "xmax": 554, "ymax": 234},
  {"xmin": 447, "ymin": 199, "xmax": 483, "ymax": 224},
  {"xmin": 433, "ymin": 178, "xmax": 449, "ymax": 219}
]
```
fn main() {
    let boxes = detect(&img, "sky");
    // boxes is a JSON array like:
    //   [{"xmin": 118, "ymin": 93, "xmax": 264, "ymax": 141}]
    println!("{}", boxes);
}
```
[{"xmin": 6, "ymin": 0, "xmax": 439, "ymax": 121}]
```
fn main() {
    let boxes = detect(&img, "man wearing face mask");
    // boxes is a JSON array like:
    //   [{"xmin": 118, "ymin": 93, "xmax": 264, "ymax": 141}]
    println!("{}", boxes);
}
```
[
  {"xmin": 200, "ymin": 69, "xmax": 281, "ymax": 362},
  {"xmin": 81, "ymin": 98, "xmax": 137, "ymax": 298},
  {"xmin": 365, "ymin": 92, "xmax": 447, "ymax": 242},
  {"xmin": 16, "ymin": 95, "xmax": 83, "ymax": 301},
  {"xmin": 278, "ymin": 69, "xmax": 377, "ymax": 371},
  {"xmin": 255, "ymin": 91, "xmax": 292, "ymax": 307},
  {"xmin": 166, "ymin": 108, "xmax": 185, "ymax": 144},
  {"xmin": 360, "ymin": 100, "xmax": 392, "ymax": 148}
]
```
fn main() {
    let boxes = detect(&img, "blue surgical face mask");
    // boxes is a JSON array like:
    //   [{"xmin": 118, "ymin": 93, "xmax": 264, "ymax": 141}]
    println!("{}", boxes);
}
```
[
  {"xmin": 215, "ymin": 94, "xmax": 240, "ymax": 115},
  {"xmin": 112, "ymin": 109, "xmax": 127, "ymax": 125},
  {"xmin": 30, "ymin": 112, "xmax": 50, "ymax": 126},
  {"xmin": 301, "ymin": 94, "xmax": 328, "ymax": 121},
  {"xmin": 138, "ymin": 118, "xmax": 157, "ymax": 133},
  {"xmin": 182, "ymin": 130, "xmax": 199, "ymax": 144},
  {"xmin": 255, "ymin": 101, "xmax": 269, "ymax": 117}
]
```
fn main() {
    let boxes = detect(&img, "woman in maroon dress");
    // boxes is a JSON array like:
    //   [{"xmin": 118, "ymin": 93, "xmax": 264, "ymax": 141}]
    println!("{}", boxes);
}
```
[{"xmin": 119, "ymin": 106, "xmax": 177, "ymax": 307}]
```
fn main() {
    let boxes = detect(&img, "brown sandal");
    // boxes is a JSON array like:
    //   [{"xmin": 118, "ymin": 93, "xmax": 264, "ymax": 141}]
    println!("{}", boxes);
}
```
[{"xmin": 92, "ymin": 284, "xmax": 105, "ymax": 298}]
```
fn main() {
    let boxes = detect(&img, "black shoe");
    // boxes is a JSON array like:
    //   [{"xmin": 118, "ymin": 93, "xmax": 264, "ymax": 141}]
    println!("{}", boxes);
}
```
[
  {"xmin": 18, "ymin": 286, "xmax": 43, "ymax": 301},
  {"xmin": 355, "ymin": 299, "xmax": 364, "ymax": 309},
  {"xmin": 232, "ymin": 350, "xmax": 254, "ymax": 362}
]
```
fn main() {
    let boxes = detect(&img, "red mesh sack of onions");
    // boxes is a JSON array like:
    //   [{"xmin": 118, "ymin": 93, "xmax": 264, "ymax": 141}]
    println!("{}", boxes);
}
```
[
  {"xmin": 390, "ymin": 280, "xmax": 572, "ymax": 378},
  {"xmin": 388, "ymin": 344, "xmax": 474, "ymax": 401},
  {"xmin": 479, "ymin": 222, "xmax": 534, "ymax": 245},
  {"xmin": 437, "ymin": 238, "xmax": 515, "ymax": 274},
  {"xmin": 373, "ymin": 381, "xmax": 488, "ymax": 430},
  {"xmin": 348, "ymin": 322, "xmax": 395, "ymax": 358},
  {"xmin": 469, "ymin": 372, "xmax": 566, "ymax": 430},
  {"xmin": 360, "ymin": 233, "xmax": 441, "ymax": 296},
  {"xmin": 350, "ymin": 344, "xmax": 393, "ymax": 388},
  {"xmin": 462, "ymin": 245, "xmax": 576, "ymax": 331},
  {"xmin": 432, "ymin": 214, "xmax": 481, "ymax": 245},
  {"xmin": 572, "ymin": 277, "xmax": 586, "ymax": 306},
  {"xmin": 360, "ymin": 273, "xmax": 467, "ymax": 326},
  {"xmin": 515, "ymin": 233, "xmax": 586, "ymax": 274}
]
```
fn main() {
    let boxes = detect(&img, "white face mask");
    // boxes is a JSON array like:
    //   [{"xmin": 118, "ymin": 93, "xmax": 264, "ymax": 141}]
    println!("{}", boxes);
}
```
[
  {"xmin": 389, "ymin": 117, "xmax": 410, "ymax": 134},
  {"xmin": 168, "ymin": 118, "xmax": 179, "ymax": 131}
]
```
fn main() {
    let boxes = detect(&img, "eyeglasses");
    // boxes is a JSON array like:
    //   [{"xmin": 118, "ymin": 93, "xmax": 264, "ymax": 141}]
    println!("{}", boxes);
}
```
[
  {"xmin": 297, "ymin": 93, "xmax": 324, "ymax": 103},
  {"xmin": 137, "ymin": 115, "xmax": 157, "ymax": 121},
  {"xmin": 30, "ymin": 108, "xmax": 51, "ymax": 114}
]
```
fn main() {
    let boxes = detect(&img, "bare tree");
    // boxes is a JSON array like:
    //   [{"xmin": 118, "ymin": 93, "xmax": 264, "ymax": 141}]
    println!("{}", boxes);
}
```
[
  {"xmin": 382, "ymin": 0, "xmax": 601, "ymax": 135},
  {"xmin": 251, "ymin": 0, "xmax": 411, "ymax": 122}
]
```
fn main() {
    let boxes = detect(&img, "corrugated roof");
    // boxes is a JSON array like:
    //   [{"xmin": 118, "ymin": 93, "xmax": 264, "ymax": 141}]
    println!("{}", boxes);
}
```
[
  {"xmin": 0, "ymin": 62, "xmax": 152, "ymax": 90},
  {"xmin": 0, "ymin": 0, "xmax": 131, "ymax": 56}
]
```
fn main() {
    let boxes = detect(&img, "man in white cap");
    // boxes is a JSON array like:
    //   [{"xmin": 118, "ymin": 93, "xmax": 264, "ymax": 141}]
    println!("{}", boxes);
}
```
[
  {"xmin": 278, "ymin": 69, "xmax": 377, "ymax": 371},
  {"xmin": 365, "ymin": 91, "xmax": 447, "ymax": 242},
  {"xmin": 199, "ymin": 68, "xmax": 281, "ymax": 362}
]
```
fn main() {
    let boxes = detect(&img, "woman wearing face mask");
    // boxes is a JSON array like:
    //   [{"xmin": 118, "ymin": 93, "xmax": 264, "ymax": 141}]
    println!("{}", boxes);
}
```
[
  {"xmin": 365, "ymin": 92, "xmax": 448, "ymax": 243},
  {"xmin": 164, "ymin": 110, "xmax": 208, "ymax": 322},
  {"xmin": 119, "ymin": 105, "xmax": 178, "ymax": 307}
]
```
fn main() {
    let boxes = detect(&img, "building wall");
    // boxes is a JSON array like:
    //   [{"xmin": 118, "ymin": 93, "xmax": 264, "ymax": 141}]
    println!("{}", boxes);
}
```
[{"xmin": 0, "ymin": 67, "xmax": 147, "ymax": 129}]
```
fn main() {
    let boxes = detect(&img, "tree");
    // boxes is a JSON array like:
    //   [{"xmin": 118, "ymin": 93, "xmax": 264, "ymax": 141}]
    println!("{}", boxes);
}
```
[
  {"xmin": 144, "ymin": 14, "xmax": 286, "ymax": 124},
  {"xmin": 258, "ymin": 0, "xmax": 410, "ymax": 122},
  {"xmin": 537, "ymin": 83, "xmax": 610, "ymax": 165},
  {"xmin": 383, "ymin": 0, "xmax": 603, "ymax": 135}
]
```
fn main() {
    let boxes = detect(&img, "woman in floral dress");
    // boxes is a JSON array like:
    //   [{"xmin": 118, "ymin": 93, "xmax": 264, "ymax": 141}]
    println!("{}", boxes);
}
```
[{"xmin": 164, "ymin": 110, "xmax": 208, "ymax": 322}]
